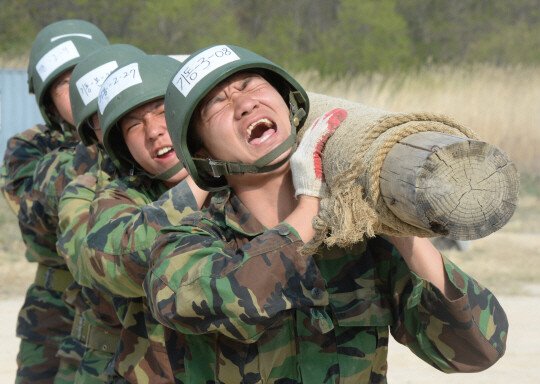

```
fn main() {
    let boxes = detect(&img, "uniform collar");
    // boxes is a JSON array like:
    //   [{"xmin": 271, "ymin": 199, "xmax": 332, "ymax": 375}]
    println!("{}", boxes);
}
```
[{"xmin": 209, "ymin": 189, "xmax": 267, "ymax": 237}]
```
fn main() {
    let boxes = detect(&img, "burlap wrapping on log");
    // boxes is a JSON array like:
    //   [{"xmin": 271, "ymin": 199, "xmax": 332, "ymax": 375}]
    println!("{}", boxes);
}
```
[{"xmin": 301, "ymin": 92, "xmax": 478, "ymax": 253}]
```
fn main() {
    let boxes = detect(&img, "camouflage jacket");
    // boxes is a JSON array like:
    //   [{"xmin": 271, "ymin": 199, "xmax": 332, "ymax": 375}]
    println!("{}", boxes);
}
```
[
  {"xmin": 18, "ymin": 142, "xmax": 97, "ymax": 267},
  {"xmin": 57, "ymin": 150, "xmax": 124, "ymax": 336},
  {"xmin": 57, "ymin": 149, "xmax": 115, "ymax": 282},
  {"xmin": 145, "ymin": 189, "xmax": 508, "ymax": 384},
  {"xmin": 80, "ymin": 176, "xmax": 198, "ymax": 296},
  {"xmin": 0, "ymin": 124, "xmax": 67, "ymax": 216},
  {"xmin": 0, "ymin": 123, "xmax": 83, "ymax": 344},
  {"xmin": 79, "ymin": 173, "xmax": 198, "ymax": 383}
]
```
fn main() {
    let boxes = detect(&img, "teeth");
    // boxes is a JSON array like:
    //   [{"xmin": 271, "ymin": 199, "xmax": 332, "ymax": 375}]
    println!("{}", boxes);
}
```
[
  {"xmin": 247, "ymin": 118, "xmax": 272, "ymax": 139},
  {"xmin": 157, "ymin": 146, "xmax": 173, "ymax": 156}
]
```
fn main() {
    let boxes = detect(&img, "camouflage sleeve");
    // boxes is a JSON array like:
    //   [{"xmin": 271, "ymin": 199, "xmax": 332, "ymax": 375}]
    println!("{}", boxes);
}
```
[
  {"xmin": 14, "ymin": 148, "xmax": 76, "ymax": 264},
  {"xmin": 0, "ymin": 125, "xmax": 61, "ymax": 215},
  {"xmin": 79, "ymin": 179, "xmax": 198, "ymax": 298},
  {"xmin": 28, "ymin": 143, "xmax": 97, "ymax": 224},
  {"xmin": 57, "ymin": 169, "xmax": 110, "ymax": 286},
  {"xmin": 27, "ymin": 148, "xmax": 74, "ymax": 222},
  {"xmin": 18, "ymin": 144, "xmax": 98, "ymax": 265},
  {"xmin": 388, "ymin": 245, "xmax": 508, "ymax": 373},
  {"xmin": 144, "ymin": 215, "xmax": 329, "ymax": 342}
]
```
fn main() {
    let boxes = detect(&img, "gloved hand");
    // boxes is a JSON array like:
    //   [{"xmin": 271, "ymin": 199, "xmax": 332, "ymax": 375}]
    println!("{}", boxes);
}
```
[{"xmin": 291, "ymin": 108, "xmax": 347, "ymax": 198}]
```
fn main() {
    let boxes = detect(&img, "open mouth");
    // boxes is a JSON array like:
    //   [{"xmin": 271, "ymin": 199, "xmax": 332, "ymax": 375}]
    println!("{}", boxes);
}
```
[
  {"xmin": 155, "ymin": 146, "xmax": 174, "ymax": 158},
  {"xmin": 247, "ymin": 118, "xmax": 276, "ymax": 145}
]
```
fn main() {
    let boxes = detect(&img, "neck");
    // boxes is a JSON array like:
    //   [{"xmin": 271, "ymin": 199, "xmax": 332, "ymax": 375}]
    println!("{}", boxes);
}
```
[{"xmin": 229, "ymin": 165, "xmax": 297, "ymax": 228}]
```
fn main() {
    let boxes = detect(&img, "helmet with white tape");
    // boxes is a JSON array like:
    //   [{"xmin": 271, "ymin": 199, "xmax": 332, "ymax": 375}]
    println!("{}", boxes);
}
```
[
  {"xmin": 69, "ymin": 44, "xmax": 145, "ymax": 145},
  {"xmin": 164, "ymin": 44, "xmax": 309, "ymax": 191},
  {"xmin": 28, "ymin": 20, "xmax": 109, "ymax": 128},
  {"xmin": 99, "ymin": 54, "xmax": 182, "ymax": 174}
]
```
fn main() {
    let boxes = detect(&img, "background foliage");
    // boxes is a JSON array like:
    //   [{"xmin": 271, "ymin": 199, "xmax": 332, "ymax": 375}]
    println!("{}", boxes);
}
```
[{"xmin": 2, "ymin": 0, "xmax": 540, "ymax": 75}]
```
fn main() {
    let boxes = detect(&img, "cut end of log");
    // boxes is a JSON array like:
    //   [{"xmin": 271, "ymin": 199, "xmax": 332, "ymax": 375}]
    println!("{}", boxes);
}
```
[{"xmin": 416, "ymin": 139, "xmax": 519, "ymax": 240}]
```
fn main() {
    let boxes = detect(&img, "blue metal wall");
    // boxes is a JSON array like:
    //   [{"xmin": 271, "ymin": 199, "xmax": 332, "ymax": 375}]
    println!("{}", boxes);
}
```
[{"xmin": 0, "ymin": 69, "xmax": 44, "ymax": 161}]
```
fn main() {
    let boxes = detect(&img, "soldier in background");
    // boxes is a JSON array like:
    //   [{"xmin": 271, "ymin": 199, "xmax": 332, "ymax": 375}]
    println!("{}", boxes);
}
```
[
  {"xmin": 74, "ymin": 54, "xmax": 207, "ymax": 383},
  {"xmin": 145, "ymin": 44, "xmax": 509, "ymax": 383},
  {"xmin": 48, "ymin": 44, "xmax": 145, "ymax": 383},
  {"xmin": 0, "ymin": 20, "xmax": 108, "ymax": 383}
]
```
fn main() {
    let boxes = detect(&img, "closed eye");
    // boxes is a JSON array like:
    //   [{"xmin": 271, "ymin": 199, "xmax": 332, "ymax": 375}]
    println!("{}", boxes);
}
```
[
  {"xmin": 204, "ymin": 93, "xmax": 228, "ymax": 117},
  {"xmin": 121, "ymin": 119, "xmax": 141, "ymax": 134}
]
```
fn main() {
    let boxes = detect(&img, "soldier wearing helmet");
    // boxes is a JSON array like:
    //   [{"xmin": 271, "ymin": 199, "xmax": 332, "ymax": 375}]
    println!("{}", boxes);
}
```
[
  {"xmin": 32, "ymin": 43, "xmax": 145, "ymax": 383},
  {"xmin": 74, "ymin": 54, "xmax": 207, "ymax": 383},
  {"xmin": 145, "ymin": 45, "xmax": 508, "ymax": 383},
  {"xmin": 0, "ymin": 19, "xmax": 109, "ymax": 383}
]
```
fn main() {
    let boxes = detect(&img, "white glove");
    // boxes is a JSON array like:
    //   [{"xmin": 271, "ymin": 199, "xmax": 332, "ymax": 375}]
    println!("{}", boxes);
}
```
[{"xmin": 291, "ymin": 108, "xmax": 347, "ymax": 198}]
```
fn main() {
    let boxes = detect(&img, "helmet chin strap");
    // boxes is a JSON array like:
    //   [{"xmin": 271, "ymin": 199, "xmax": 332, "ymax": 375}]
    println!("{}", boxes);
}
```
[
  {"xmin": 149, "ymin": 160, "xmax": 185, "ymax": 181},
  {"xmin": 194, "ymin": 91, "xmax": 307, "ymax": 178}
]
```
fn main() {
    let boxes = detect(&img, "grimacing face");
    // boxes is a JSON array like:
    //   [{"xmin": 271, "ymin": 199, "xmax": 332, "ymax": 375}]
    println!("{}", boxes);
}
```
[
  {"xmin": 120, "ymin": 99, "xmax": 186, "ymax": 184},
  {"xmin": 195, "ymin": 73, "xmax": 292, "ymax": 167}
]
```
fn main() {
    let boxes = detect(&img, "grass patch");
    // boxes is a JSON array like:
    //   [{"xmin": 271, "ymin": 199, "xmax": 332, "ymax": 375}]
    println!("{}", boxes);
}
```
[{"xmin": 0, "ymin": 54, "xmax": 27, "ymax": 70}]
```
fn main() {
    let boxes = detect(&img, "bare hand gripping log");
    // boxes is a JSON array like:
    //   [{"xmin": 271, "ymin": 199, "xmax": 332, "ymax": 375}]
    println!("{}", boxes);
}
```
[{"xmin": 302, "ymin": 92, "xmax": 519, "ymax": 249}]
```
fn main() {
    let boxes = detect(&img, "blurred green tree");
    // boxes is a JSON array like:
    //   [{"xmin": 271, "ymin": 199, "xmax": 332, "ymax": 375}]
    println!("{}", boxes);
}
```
[
  {"xmin": 310, "ymin": 0, "xmax": 415, "ymax": 75},
  {"xmin": 1, "ymin": 0, "xmax": 540, "ymax": 73}
]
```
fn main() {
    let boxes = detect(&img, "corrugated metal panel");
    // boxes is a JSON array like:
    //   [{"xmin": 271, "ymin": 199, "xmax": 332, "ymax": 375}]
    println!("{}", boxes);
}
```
[{"xmin": 0, "ymin": 69, "xmax": 44, "ymax": 161}]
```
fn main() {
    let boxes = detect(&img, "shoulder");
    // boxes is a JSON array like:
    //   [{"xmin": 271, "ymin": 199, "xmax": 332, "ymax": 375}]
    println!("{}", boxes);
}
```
[
  {"xmin": 9, "ymin": 124, "xmax": 64, "ymax": 146},
  {"xmin": 4, "ymin": 124, "xmax": 64, "ymax": 159},
  {"xmin": 35, "ymin": 146, "xmax": 76, "ymax": 175},
  {"xmin": 95, "ymin": 176, "xmax": 152, "ymax": 204},
  {"xmin": 101, "ymin": 176, "xmax": 131, "ymax": 191},
  {"xmin": 12, "ymin": 124, "xmax": 50, "ymax": 140},
  {"xmin": 72, "ymin": 143, "xmax": 98, "ymax": 173},
  {"xmin": 176, "ymin": 194, "xmax": 230, "ymax": 237}
]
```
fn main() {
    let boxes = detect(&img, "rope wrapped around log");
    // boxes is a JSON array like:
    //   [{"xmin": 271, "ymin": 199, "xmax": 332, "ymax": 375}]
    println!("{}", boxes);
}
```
[{"xmin": 300, "ymin": 92, "xmax": 518, "ymax": 254}]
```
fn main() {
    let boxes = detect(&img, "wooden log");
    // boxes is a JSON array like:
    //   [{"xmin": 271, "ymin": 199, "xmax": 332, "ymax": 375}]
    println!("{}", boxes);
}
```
[
  {"xmin": 380, "ymin": 131, "xmax": 519, "ymax": 240},
  {"xmin": 302, "ymin": 92, "xmax": 520, "ymax": 245}
]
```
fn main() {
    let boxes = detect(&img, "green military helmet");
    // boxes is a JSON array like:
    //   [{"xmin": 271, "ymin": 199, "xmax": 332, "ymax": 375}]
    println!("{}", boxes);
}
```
[
  {"xmin": 164, "ymin": 44, "xmax": 309, "ymax": 191},
  {"xmin": 30, "ymin": 35, "xmax": 108, "ymax": 129},
  {"xmin": 99, "ymin": 54, "xmax": 182, "ymax": 173},
  {"xmin": 28, "ymin": 19, "xmax": 109, "ymax": 94},
  {"xmin": 69, "ymin": 44, "xmax": 146, "ymax": 146}
]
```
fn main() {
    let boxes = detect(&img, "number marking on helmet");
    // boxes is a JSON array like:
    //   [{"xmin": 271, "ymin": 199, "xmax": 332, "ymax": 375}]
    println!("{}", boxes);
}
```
[
  {"xmin": 98, "ymin": 62, "xmax": 142, "ymax": 113},
  {"xmin": 76, "ymin": 60, "xmax": 118, "ymax": 105},
  {"xmin": 36, "ymin": 40, "xmax": 80, "ymax": 81},
  {"xmin": 172, "ymin": 45, "xmax": 239, "ymax": 97}
]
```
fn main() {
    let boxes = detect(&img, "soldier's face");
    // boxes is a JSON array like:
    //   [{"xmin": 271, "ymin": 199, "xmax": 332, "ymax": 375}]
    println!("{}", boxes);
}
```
[
  {"xmin": 195, "ymin": 73, "xmax": 292, "ymax": 166},
  {"xmin": 49, "ymin": 70, "xmax": 75, "ymax": 126},
  {"xmin": 120, "ymin": 99, "xmax": 184, "ymax": 182}
]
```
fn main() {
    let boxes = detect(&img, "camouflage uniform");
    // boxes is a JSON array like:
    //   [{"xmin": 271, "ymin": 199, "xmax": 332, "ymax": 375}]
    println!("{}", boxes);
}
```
[
  {"xmin": 78, "ymin": 173, "xmax": 198, "ymax": 383},
  {"xmin": 1, "ymin": 124, "xmax": 70, "ymax": 214},
  {"xmin": 21, "ymin": 140, "xmax": 99, "ymax": 383},
  {"xmin": 145, "ymin": 188, "xmax": 509, "ymax": 383},
  {"xmin": 0, "ymin": 124, "xmax": 79, "ymax": 384},
  {"xmin": 57, "ymin": 149, "xmax": 126, "ymax": 383},
  {"xmin": 56, "ymin": 41, "xmax": 147, "ymax": 383}
]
